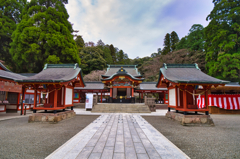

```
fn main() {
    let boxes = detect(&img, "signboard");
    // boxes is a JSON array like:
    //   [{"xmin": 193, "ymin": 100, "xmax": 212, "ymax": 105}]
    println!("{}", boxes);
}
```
[
  {"xmin": 0, "ymin": 81, "xmax": 22, "ymax": 93},
  {"xmin": 85, "ymin": 93, "xmax": 93, "ymax": 109}
]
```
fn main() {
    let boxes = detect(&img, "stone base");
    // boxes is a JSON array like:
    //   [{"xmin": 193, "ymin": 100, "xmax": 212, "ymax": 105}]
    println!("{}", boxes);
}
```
[
  {"xmin": 73, "ymin": 103, "xmax": 85, "ymax": 108},
  {"xmin": 155, "ymin": 104, "xmax": 168, "ymax": 109},
  {"xmin": 166, "ymin": 111, "xmax": 214, "ymax": 126},
  {"xmin": 28, "ymin": 110, "xmax": 76, "ymax": 123},
  {"xmin": 148, "ymin": 105, "xmax": 156, "ymax": 112}
]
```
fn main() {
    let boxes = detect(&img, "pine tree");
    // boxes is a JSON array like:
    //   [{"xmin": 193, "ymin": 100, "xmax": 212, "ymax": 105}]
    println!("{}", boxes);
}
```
[
  {"xmin": 10, "ymin": 0, "xmax": 80, "ymax": 73},
  {"xmin": 162, "ymin": 33, "xmax": 171, "ymax": 55},
  {"xmin": 109, "ymin": 44, "xmax": 116, "ymax": 64},
  {"xmin": 170, "ymin": 31, "xmax": 179, "ymax": 51}
]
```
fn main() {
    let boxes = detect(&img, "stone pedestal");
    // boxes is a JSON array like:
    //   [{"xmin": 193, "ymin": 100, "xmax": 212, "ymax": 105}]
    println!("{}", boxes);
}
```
[
  {"xmin": 28, "ymin": 110, "xmax": 76, "ymax": 123},
  {"xmin": 166, "ymin": 111, "xmax": 214, "ymax": 126}
]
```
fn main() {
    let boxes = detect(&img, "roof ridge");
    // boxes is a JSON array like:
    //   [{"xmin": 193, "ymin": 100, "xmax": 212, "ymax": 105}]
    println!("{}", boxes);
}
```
[
  {"xmin": 44, "ymin": 63, "xmax": 79, "ymax": 69},
  {"xmin": 163, "ymin": 63, "xmax": 196, "ymax": 68}
]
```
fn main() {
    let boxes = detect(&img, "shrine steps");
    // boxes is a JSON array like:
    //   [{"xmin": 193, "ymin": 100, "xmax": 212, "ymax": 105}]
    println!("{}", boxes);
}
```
[{"xmin": 91, "ymin": 103, "xmax": 151, "ymax": 113}]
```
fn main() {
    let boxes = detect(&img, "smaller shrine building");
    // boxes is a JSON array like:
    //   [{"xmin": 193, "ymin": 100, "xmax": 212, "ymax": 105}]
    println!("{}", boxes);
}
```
[{"xmin": 156, "ymin": 63, "xmax": 229, "ymax": 115}]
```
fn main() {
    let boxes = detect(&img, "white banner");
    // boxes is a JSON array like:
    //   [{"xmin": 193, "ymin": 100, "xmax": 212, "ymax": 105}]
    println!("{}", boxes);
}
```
[{"xmin": 85, "ymin": 93, "xmax": 93, "ymax": 109}]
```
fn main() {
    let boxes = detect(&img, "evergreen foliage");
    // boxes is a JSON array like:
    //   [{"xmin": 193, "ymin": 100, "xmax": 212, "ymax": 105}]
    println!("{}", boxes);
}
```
[
  {"xmin": 162, "ymin": 33, "xmax": 171, "ymax": 55},
  {"xmin": 79, "ymin": 46, "xmax": 106, "ymax": 75},
  {"xmin": 10, "ymin": 0, "xmax": 80, "ymax": 73},
  {"xmin": 109, "ymin": 44, "xmax": 116, "ymax": 63},
  {"xmin": 0, "ymin": 0, "xmax": 26, "ymax": 66},
  {"xmin": 170, "ymin": 31, "xmax": 179, "ymax": 51},
  {"xmin": 75, "ymin": 35, "xmax": 85, "ymax": 52},
  {"xmin": 205, "ymin": 0, "xmax": 240, "ymax": 81}
]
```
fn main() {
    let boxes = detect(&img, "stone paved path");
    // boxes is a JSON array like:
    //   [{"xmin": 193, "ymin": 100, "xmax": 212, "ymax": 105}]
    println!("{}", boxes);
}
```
[{"xmin": 46, "ymin": 114, "xmax": 189, "ymax": 159}]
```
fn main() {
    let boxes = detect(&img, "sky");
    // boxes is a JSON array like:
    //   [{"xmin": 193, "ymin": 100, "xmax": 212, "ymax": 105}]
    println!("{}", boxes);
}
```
[{"xmin": 65, "ymin": 0, "xmax": 214, "ymax": 59}]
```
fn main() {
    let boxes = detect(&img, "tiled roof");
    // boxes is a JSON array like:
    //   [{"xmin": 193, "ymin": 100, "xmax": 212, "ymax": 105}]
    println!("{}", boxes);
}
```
[
  {"xmin": 0, "ymin": 70, "xmax": 27, "ymax": 81},
  {"xmin": 15, "ymin": 64, "xmax": 85, "ymax": 84},
  {"xmin": 104, "ymin": 65, "xmax": 140, "ymax": 77},
  {"xmin": 75, "ymin": 82, "xmax": 106, "ymax": 90},
  {"xmin": 137, "ymin": 82, "xmax": 167, "ymax": 90},
  {"xmin": 157, "ymin": 63, "xmax": 229, "ymax": 85}
]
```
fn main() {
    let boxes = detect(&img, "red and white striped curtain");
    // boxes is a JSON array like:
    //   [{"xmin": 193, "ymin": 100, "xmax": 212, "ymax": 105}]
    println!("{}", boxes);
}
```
[{"xmin": 197, "ymin": 94, "xmax": 240, "ymax": 110}]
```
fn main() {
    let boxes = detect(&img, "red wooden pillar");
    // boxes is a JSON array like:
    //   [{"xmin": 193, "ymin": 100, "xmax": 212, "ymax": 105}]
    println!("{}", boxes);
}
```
[
  {"xmin": 205, "ymin": 87, "xmax": 209, "ymax": 115},
  {"xmin": 175, "ymin": 87, "xmax": 178, "ymax": 107},
  {"xmin": 54, "ymin": 89, "xmax": 58, "ymax": 108},
  {"xmin": 101, "ymin": 92, "xmax": 102, "ymax": 103},
  {"xmin": 110, "ymin": 88, "xmax": 112, "ymax": 97},
  {"xmin": 132, "ymin": 88, "xmax": 134, "ymax": 97},
  {"xmin": 20, "ymin": 86, "xmax": 26, "ymax": 115},
  {"xmin": 183, "ymin": 89, "xmax": 187, "ymax": 114}
]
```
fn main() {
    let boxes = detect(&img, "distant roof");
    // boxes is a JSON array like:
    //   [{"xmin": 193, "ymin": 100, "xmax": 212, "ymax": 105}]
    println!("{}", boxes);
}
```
[
  {"xmin": 104, "ymin": 65, "xmax": 141, "ymax": 77},
  {"xmin": 137, "ymin": 82, "xmax": 167, "ymax": 91},
  {"xmin": 75, "ymin": 82, "xmax": 106, "ymax": 90},
  {"xmin": 157, "ymin": 63, "xmax": 229, "ymax": 85},
  {"xmin": 0, "ymin": 70, "xmax": 27, "ymax": 81},
  {"xmin": 15, "ymin": 64, "xmax": 85, "ymax": 85},
  {"xmin": 0, "ymin": 62, "xmax": 11, "ymax": 72},
  {"xmin": 102, "ymin": 66, "xmax": 144, "ymax": 81}
]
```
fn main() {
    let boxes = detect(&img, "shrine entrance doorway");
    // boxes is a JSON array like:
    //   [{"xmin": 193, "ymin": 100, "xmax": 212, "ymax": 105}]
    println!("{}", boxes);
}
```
[{"xmin": 117, "ymin": 88, "xmax": 127, "ymax": 96}]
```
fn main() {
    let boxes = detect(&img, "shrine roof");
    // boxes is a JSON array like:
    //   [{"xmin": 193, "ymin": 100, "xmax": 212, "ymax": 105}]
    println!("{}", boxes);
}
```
[
  {"xmin": 0, "ymin": 62, "xmax": 11, "ymax": 72},
  {"xmin": 0, "ymin": 70, "xmax": 27, "ymax": 81},
  {"xmin": 103, "ymin": 65, "xmax": 141, "ymax": 77},
  {"xmin": 156, "ymin": 63, "xmax": 229, "ymax": 85},
  {"xmin": 137, "ymin": 82, "xmax": 167, "ymax": 91},
  {"xmin": 101, "ymin": 66, "xmax": 144, "ymax": 81},
  {"xmin": 15, "ymin": 64, "xmax": 85, "ymax": 85},
  {"xmin": 75, "ymin": 82, "xmax": 106, "ymax": 90}
]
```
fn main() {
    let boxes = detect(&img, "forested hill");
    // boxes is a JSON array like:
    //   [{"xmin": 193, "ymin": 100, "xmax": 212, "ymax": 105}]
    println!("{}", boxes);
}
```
[
  {"xmin": 82, "ymin": 49, "xmax": 205, "ymax": 82},
  {"xmin": 138, "ymin": 49, "xmax": 206, "ymax": 82}
]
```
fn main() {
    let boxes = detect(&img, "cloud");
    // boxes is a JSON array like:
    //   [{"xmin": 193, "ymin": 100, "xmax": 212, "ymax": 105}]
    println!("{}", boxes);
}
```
[{"xmin": 66, "ymin": 0, "xmax": 213, "ymax": 59}]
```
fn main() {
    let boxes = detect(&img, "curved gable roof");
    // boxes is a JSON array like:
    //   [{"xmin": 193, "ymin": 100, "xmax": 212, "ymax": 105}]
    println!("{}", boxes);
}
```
[
  {"xmin": 15, "ymin": 64, "xmax": 85, "ymax": 86},
  {"xmin": 156, "ymin": 63, "xmax": 229, "ymax": 86},
  {"xmin": 101, "ymin": 67, "xmax": 144, "ymax": 81}
]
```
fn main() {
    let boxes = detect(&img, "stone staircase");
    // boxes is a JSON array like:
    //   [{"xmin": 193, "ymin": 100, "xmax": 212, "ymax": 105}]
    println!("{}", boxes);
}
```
[{"xmin": 91, "ymin": 103, "xmax": 151, "ymax": 113}]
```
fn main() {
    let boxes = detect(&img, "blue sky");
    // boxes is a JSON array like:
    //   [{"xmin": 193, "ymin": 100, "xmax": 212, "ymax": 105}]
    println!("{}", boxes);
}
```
[{"xmin": 65, "ymin": 0, "xmax": 214, "ymax": 59}]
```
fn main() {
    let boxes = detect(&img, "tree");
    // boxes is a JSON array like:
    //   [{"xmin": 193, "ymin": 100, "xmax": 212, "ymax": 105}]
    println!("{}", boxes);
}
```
[
  {"xmin": 97, "ymin": 39, "xmax": 105, "ymax": 46},
  {"xmin": 0, "ymin": 0, "xmax": 26, "ymax": 66},
  {"xmin": 75, "ymin": 35, "xmax": 85, "ymax": 52},
  {"xmin": 205, "ymin": 0, "xmax": 240, "ymax": 81},
  {"xmin": 187, "ymin": 24, "xmax": 204, "ymax": 51},
  {"xmin": 162, "ymin": 33, "xmax": 171, "ymax": 55},
  {"xmin": 109, "ymin": 44, "xmax": 116, "ymax": 64},
  {"xmin": 170, "ymin": 31, "xmax": 179, "ymax": 51},
  {"xmin": 117, "ymin": 50, "xmax": 124, "ymax": 64},
  {"xmin": 10, "ymin": 0, "xmax": 80, "ymax": 73},
  {"xmin": 176, "ymin": 36, "xmax": 188, "ymax": 50},
  {"xmin": 79, "ymin": 47, "xmax": 106, "ymax": 74}
]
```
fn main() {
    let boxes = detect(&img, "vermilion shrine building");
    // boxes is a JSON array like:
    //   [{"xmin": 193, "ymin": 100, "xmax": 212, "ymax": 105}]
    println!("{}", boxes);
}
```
[
  {"xmin": 15, "ymin": 64, "xmax": 85, "ymax": 113},
  {"xmin": 73, "ymin": 65, "xmax": 168, "ymax": 104},
  {"xmin": 156, "ymin": 63, "xmax": 229, "ymax": 115}
]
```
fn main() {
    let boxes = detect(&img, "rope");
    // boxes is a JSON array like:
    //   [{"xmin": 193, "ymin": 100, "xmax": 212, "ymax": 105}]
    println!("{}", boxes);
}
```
[
  {"xmin": 38, "ymin": 87, "xmax": 62, "ymax": 94},
  {"xmin": 179, "ymin": 88, "xmax": 208, "ymax": 96}
]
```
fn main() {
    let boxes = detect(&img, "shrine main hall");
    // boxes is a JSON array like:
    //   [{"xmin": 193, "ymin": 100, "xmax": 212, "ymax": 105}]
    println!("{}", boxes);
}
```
[{"xmin": 74, "ymin": 65, "xmax": 168, "ymax": 104}]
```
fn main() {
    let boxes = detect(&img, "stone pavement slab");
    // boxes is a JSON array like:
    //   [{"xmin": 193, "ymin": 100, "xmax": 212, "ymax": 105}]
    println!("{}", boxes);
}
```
[{"xmin": 46, "ymin": 113, "xmax": 190, "ymax": 159}]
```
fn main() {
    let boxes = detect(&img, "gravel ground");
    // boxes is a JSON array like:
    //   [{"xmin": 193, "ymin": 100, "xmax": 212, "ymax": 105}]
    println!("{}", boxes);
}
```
[
  {"xmin": 0, "ymin": 115, "xmax": 99, "ymax": 159},
  {"xmin": 143, "ymin": 114, "xmax": 240, "ymax": 159}
]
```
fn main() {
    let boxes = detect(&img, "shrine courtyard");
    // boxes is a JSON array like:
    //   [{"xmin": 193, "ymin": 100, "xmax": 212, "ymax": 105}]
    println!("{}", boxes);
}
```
[{"xmin": 0, "ymin": 109, "xmax": 240, "ymax": 159}]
